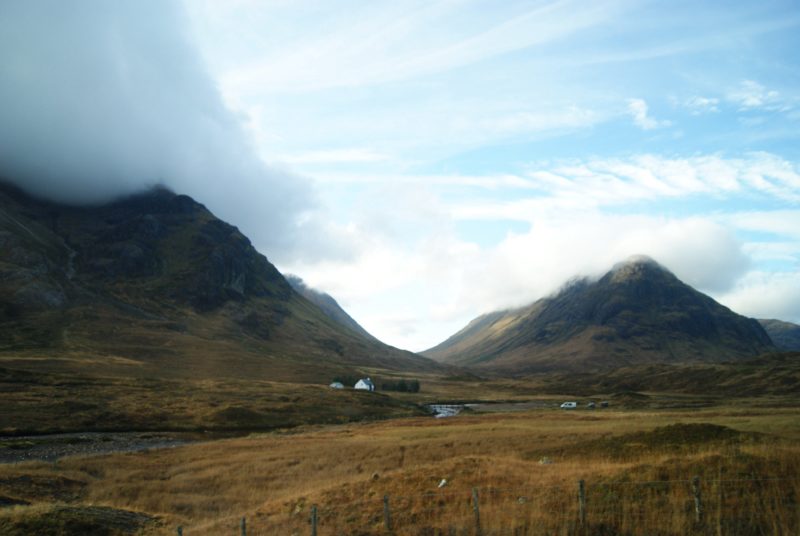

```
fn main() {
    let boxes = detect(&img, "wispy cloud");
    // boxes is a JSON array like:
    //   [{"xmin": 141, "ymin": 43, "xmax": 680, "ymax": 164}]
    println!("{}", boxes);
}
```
[
  {"xmin": 724, "ymin": 210, "xmax": 800, "ymax": 241},
  {"xmin": 312, "ymin": 171, "xmax": 537, "ymax": 190},
  {"xmin": 221, "ymin": 0, "xmax": 625, "ymax": 94},
  {"xmin": 727, "ymin": 80, "xmax": 787, "ymax": 111},
  {"xmin": 549, "ymin": 153, "xmax": 800, "ymax": 204},
  {"xmin": 484, "ymin": 105, "xmax": 601, "ymax": 137},
  {"xmin": 277, "ymin": 148, "xmax": 390, "ymax": 165},
  {"xmin": 683, "ymin": 95, "xmax": 720, "ymax": 114},
  {"xmin": 627, "ymin": 98, "xmax": 672, "ymax": 130}
]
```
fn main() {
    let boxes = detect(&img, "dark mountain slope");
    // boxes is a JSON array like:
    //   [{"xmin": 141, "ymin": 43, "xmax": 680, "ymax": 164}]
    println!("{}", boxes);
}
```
[
  {"xmin": 536, "ymin": 352, "xmax": 800, "ymax": 397},
  {"xmin": 0, "ymin": 181, "xmax": 439, "ymax": 382},
  {"xmin": 425, "ymin": 256, "xmax": 774, "ymax": 374},
  {"xmin": 285, "ymin": 275, "xmax": 378, "ymax": 342},
  {"xmin": 759, "ymin": 319, "xmax": 800, "ymax": 351}
]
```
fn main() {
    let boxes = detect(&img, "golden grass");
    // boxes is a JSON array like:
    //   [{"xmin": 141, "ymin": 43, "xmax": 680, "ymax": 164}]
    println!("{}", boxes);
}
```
[{"xmin": 1, "ymin": 405, "xmax": 799, "ymax": 534}]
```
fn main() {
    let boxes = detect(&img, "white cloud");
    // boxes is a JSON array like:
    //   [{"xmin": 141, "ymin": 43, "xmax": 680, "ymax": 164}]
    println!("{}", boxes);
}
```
[
  {"xmin": 379, "ymin": 210, "xmax": 754, "ymax": 350},
  {"xmin": 719, "ymin": 271, "xmax": 800, "ymax": 323},
  {"xmin": 725, "ymin": 210, "xmax": 800, "ymax": 240},
  {"xmin": 0, "ymin": 0, "xmax": 324, "ymax": 264},
  {"xmin": 455, "ymin": 214, "xmax": 751, "ymax": 314},
  {"xmin": 727, "ymin": 80, "xmax": 787, "ymax": 111},
  {"xmin": 286, "ymin": 152, "xmax": 799, "ymax": 350},
  {"xmin": 627, "ymin": 98, "xmax": 672, "ymax": 130},
  {"xmin": 524, "ymin": 153, "xmax": 798, "ymax": 206},
  {"xmin": 610, "ymin": 218, "xmax": 751, "ymax": 292},
  {"xmin": 743, "ymin": 241, "xmax": 799, "ymax": 264},
  {"xmin": 484, "ymin": 106, "xmax": 601, "ymax": 137},
  {"xmin": 684, "ymin": 95, "xmax": 720, "ymax": 114}
]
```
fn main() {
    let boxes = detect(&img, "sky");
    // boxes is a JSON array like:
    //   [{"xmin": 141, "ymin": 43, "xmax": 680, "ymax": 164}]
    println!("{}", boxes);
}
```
[{"xmin": 1, "ymin": 1, "xmax": 799, "ymax": 351}]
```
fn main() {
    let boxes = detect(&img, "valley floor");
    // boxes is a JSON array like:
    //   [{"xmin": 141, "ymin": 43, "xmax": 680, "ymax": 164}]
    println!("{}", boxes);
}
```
[{"xmin": 1, "ymin": 401, "xmax": 799, "ymax": 535}]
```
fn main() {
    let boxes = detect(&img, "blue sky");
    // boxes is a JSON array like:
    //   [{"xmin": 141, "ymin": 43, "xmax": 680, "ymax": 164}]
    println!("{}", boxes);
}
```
[
  {"xmin": 182, "ymin": 0, "xmax": 800, "ymax": 349},
  {"xmin": 2, "ymin": 1, "xmax": 798, "ymax": 351}
]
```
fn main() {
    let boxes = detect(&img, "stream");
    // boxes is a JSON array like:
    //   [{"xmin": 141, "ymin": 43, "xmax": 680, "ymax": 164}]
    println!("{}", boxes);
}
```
[{"xmin": 0, "ymin": 432, "xmax": 194, "ymax": 464}]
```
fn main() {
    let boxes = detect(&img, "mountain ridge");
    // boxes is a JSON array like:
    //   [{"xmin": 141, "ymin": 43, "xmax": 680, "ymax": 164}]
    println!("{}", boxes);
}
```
[
  {"xmin": 424, "ymin": 256, "xmax": 775, "ymax": 373},
  {"xmin": 759, "ymin": 318, "xmax": 800, "ymax": 350},
  {"xmin": 285, "ymin": 275, "xmax": 378, "ymax": 342},
  {"xmin": 0, "ymin": 181, "xmax": 441, "ymax": 382}
]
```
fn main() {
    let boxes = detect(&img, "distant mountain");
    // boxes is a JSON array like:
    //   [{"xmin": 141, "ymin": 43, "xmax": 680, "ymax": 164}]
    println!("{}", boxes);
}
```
[
  {"xmin": 759, "ymin": 319, "xmax": 800, "ymax": 350},
  {"xmin": 0, "ymin": 182, "xmax": 440, "ymax": 382},
  {"xmin": 424, "ymin": 256, "xmax": 775, "ymax": 374},
  {"xmin": 285, "ymin": 275, "xmax": 378, "ymax": 342}
]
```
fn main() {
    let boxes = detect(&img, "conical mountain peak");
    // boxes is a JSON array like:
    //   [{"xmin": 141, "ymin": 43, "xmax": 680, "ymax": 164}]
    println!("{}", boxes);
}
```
[
  {"xmin": 608, "ymin": 255, "xmax": 671, "ymax": 283},
  {"xmin": 425, "ymin": 256, "xmax": 774, "ymax": 373}
]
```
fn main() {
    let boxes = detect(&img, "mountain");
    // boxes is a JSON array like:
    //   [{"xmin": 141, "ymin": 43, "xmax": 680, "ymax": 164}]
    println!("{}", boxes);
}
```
[
  {"xmin": 0, "ymin": 181, "xmax": 440, "ymax": 382},
  {"xmin": 285, "ymin": 275, "xmax": 377, "ymax": 342},
  {"xmin": 759, "ymin": 319, "xmax": 800, "ymax": 350},
  {"xmin": 424, "ymin": 256, "xmax": 775, "ymax": 374}
]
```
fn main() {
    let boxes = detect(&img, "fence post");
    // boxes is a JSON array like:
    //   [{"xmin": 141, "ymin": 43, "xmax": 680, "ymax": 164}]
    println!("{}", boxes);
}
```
[
  {"xmin": 578, "ymin": 479, "xmax": 586, "ymax": 528},
  {"xmin": 384, "ymin": 494, "xmax": 392, "ymax": 532},
  {"xmin": 311, "ymin": 504, "xmax": 318, "ymax": 536},
  {"xmin": 472, "ymin": 487, "xmax": 482, "ymax": 536},
  {"xmin": 692, "ymin": 476, "xmax": 703, "ymax": 524},
  {"xmin": 177, "ymin": 527, "xmax": 183, "ymax": 536},
  {"xmin": 240, "ymin": 516, "xmax": 246, "ymax": 536},
  {"xmin": 716, "ymin": 473, "xmax": 723, "ymax": 536}
]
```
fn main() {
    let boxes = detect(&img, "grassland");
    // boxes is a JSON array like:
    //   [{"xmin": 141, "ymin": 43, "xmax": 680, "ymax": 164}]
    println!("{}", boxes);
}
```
[
  {"xmin": 1, "ymin": 402, "xmax": 799, "ymax": 535},
  {"xmin": 2, "ymin": 353, "xmax": 799, "ymax": 534},
  {"xmin": 0, "ymin": 367, "xmax": 431, "ymax": 436},
  {"xmin": 0, "ymin": 359, "xmax": 580, "ymax": 437}
]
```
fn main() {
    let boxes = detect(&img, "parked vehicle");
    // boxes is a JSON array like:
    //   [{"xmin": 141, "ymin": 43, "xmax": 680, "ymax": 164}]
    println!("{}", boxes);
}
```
[{"xmin": 560, "ymin": 401, "xmax": 577, "ymax": 409}]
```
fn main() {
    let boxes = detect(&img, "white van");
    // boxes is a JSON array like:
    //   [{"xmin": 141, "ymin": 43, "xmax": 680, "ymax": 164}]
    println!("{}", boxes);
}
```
[{"xmin": 560, "ymin": 401, "xmax": 577, "ymax": 409}]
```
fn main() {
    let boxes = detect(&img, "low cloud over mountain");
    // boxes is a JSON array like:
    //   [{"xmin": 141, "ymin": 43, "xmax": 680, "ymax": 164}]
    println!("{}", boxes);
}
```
[{"xmin": 0, "ymin": 0, "xmax": 315, "ymax": 262}]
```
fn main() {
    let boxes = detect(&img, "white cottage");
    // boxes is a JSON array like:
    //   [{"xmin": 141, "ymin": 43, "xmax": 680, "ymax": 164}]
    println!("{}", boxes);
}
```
[{"xmin": 354, "ymin": 377, "xmax": 375, "ymax": 391}]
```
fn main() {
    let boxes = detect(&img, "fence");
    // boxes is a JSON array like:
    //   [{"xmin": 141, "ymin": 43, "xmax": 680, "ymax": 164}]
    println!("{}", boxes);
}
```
[{"xmin": 174, "ymin": 475, "xmax": 800, "ymax": 535}]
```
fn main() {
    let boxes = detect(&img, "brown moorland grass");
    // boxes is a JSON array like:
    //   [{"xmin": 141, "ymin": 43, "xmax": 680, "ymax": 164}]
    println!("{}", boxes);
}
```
[
  {"xmin": 0, "ymin": 370, "xmax": 430, "ymax": 435},
  {"xmin": 1, "ymin": 405, "xmax": 799, "ymax": 535},
  {"xmin": 0, "ymin": 364, "xmax": 564, "ymax": 436},
  {"xmin": 2, "ymin": 353, "xmax": 797, "ymax": 437}
]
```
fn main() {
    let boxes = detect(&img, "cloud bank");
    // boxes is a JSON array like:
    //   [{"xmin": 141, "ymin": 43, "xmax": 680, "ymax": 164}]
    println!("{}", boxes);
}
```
[
  {"xmin": 0, "ymin": 1, "xmax": 315, "ymax": 261},
  {"xmin": 288, "ymin": 153, "xmax": 799, "ymax": 351}
]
